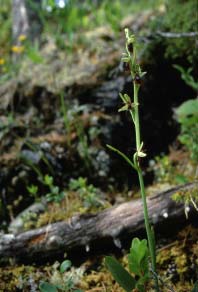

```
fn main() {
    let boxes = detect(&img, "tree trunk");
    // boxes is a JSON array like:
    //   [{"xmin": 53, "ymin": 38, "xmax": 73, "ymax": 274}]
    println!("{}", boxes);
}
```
[
  {"xmin": 12, "ymin": 0, "xmax": 42, "ymax": 44},
  {"xmin": 0, "ymin": 182, "xmax": 197, "ymax": 263}
]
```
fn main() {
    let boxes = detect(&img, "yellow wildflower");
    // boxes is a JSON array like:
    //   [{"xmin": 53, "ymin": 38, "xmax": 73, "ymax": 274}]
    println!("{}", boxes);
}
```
[
  {"xmin": 18, "ymin": 34, "xmax": 26, "ymax": 42},
  {"xmin": 0, "ymin": 58, "xmax": 5, "ymax": 65},
  {"xmin": 11, "ymin": 46, "xmax": 25, "ymax": 54}
]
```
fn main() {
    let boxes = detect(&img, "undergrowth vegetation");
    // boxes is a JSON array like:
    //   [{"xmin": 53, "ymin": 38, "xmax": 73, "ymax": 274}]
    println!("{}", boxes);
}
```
[
  {"xmin": 0, "ymin": 0, "xmax": 161, "ymax": 78},
  {"xmin": 148, "ymin": 0, "xmax": 197, "ymax": 64},
  {"xmin": 0, "ymin": 225, "xmax": 197, "ymax": 291}
]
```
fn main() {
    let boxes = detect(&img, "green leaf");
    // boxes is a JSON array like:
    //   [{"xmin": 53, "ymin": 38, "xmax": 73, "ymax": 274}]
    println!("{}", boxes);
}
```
[
  {"xmin": 151, "ymin": 226, "xmax": 156, "ymax": 266},
  {"xmin": 128, "ymin": 238, "xmax": 149, "ymax": 276},
  {"xmin": 105, "ymin": 256, "xmax": 136, "ymax": 292},
  {"xmin": 128, "ymin": 252, "xmax": 139, "ymax": 275},
  {"xmin": 191, "ymin": 282, "xmax": 198, "ymax": 292},
  {"xmin": 136, "ymin": 271, "xmax": 150, "ymax": 287},
  {"xmin": 129, "ymin": 109, "xmax": 135, "ymax": 124},
  {"xmin": 175, "ymin": 174, "xmax": 189, "ymax": 184},
  {"xmin": 140, "ymin": 71, "xmax": 147, "ymax": 78},
  {"xmin": 27, "ymin": 184, "xmax": 38, "ymax": 195},
  {"xmin": 173, "ymin": 65, "xmax": 198, "ymax": 91},
  {"xmin": 106, "ymin": 144, "xmax": 136, "ymax": 170},
  {"xmin": 60, "ymin": 260, "xmax": 72, "ymax": 273},
  {"xmin": 136, "ymin": 283, "xmax": 145, "ymax": 292},
  {"xmin": 27, "ymin": 48, "xmax": 43, "ymax": 64},
  {"xmin": 52, "ymin": 186, "xmax": 59, "ymax": 195},
  {"xmin": 44, "ymin": 175, "xmax": 53, "ymax": 186},
  {"xmin": 123, "ymin": 94, "xmax": 131, "ymax": 102},
  {"xmin": 175, "ymin": 99, "xmax": 198, "ymax": 118},
  {"xmin": 118, "ymin": 104, "xmax": 129, "ymax": 112},
  {"xmin": 121, "ymin": 57, "xmax": 130, "ymax": 63},
  {"xmin": 132, "ymin": 238, "xmax": 148, "ymax": 264},
  {"xmin": 119, "ymin": 93, "xmax": 125, "ymax": 103},
  {"xmin": 39, "ymin": 282, "xmax": 58, "ymax": 292}
]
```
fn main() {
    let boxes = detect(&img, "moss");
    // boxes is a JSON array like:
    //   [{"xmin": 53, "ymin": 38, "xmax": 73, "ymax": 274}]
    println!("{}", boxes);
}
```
[
  {"xmin": 21, "ymin": 191, "xmax": 109, "ymax": 230},
  {"xmin": 163, "ymin": 0, "xmax": 197, "ymax": 63},
  {"xmin": 80, "ymin": 226, "xmax": 197, "ymax": 291},
  {"xmin": 157, "ymin": 225, "xmax": 198, "ymax": 286},
  {"xmin": 151, "ymin": 149, "xmax": 197, "ymax": 186},
  {"xmin": 148, "ymin": 0, "xmax": 197, "ymax": 65},
  {"xmin": 172, "ymin": 187, "xmax": 198, "ymax": 215},
  {"xmin": 0, "ymin": 226, "xmax": 197, "ymax": 291},
  {"xmin": 0, "ymin": 0, "xmax": 11, "ymax": 56},
  {"xmin": 0, "ymin": 264, "xmax": 48, "ymax": 292}
]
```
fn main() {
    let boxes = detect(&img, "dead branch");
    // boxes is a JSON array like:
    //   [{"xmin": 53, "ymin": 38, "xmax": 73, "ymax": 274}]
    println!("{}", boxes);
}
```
[{"xmin": 0, "ymin": 182, "xmax": 197, "ymax": 262}]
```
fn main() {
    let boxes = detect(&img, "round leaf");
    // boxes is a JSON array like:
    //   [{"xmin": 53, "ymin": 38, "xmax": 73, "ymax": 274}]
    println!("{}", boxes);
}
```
[
  {"xmin": 39, "ymin": 282, "xmax": 58, "ymax": 292},
  {"xmin": 60, "ymin": 260, "xmax": 72, "ymax": 273}
]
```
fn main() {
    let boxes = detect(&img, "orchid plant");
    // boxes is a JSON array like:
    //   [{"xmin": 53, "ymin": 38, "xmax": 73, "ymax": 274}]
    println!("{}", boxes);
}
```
[{"xmin": 105, "ymin": 28, "xmax": 159, "ymax": 291}]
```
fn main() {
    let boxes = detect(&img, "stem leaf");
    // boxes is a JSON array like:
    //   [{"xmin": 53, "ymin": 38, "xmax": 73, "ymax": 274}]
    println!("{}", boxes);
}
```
[
  {"xmin": 105, "ymin": 256, "xmax": 136, "ymax": 292},
  {"xmin": 39, "ymin": 282, "xmax": 58, "ymax": 292},
  {"xmin": 106, "ymin": 144, "xmax": 136, "ymax": 170}
]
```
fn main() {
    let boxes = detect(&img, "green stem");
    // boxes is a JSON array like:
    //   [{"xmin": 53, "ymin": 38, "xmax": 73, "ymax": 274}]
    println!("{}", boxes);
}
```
[
  {"xmin": 133, "ymin": 83, "xmax": 141, "ymax": 149},
  {"xmin": 139, "ymin": 172, "xmax": 159, "ymax": 291},
  {"xmin": 120, "ymin": 29, "xmax": 159, "ymax": 290},
  {"xmin": 138, "ymin": 170, "xmax": 156, "ymax": 271},
  {"xmin": 133, "ymin": 81, "xmax": 159, "ymax": 291},
  {"xmin": 60, "ymin": 92, "xmax": 71, "ymax": 148}
]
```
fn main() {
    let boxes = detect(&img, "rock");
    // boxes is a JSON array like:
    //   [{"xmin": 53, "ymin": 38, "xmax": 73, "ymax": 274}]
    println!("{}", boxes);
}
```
[{"xmin": 20, "ymin": 149, "xmax": 41, "ymax": 164}]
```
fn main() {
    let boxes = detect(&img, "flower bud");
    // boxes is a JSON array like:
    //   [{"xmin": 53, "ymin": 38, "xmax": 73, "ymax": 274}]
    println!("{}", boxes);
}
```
[
  {"xmin": 123, "ymin": 61, "xmax": 130, "ymax": 72},
  {"xmin": 134, "ymin": 74, "xmax": 141, "ymax": 85},
  {"xmin": 127, "ymin": 42, "xmax": 133, "ymax": 53}
]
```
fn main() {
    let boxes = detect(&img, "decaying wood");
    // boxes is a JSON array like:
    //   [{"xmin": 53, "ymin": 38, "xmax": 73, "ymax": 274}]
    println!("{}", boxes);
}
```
[{"xmin": 0, "ymin": 182, "xmax": 197, "ymax": 262}]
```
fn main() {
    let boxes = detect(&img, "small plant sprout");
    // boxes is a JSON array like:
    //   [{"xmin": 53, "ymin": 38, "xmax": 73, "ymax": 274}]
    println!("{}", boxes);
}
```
[
  {"xmin": 69, "ymin": 177, "xmax": 104, "ymax": 209},
  {"xmin": 27, "ymin": 184, "xmax": 38, "ymax": 201},
  {"xmin": 44, "ymin": 174, "xmax": 65, "ymax": 203},
  {"xmin": 39, "ymin": 259, "xmax": 83, "ymax": 292},
  {"xmin": 105, "ymin": 28, "xmax": 159, "ymax": 291}
]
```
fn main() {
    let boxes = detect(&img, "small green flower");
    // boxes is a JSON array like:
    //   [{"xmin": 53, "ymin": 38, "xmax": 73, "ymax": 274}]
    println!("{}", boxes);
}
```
[
  {"xmin": 137, "ymin": 142, "xmax": 147, "ymax": 158},
  {"xmin": 118, "ymin": 93, "xmax": 134, "ymax": 112}
]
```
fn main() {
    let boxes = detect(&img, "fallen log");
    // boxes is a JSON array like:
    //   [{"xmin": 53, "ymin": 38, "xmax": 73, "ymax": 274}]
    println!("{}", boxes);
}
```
[{"xmin": 0, "ymin": 182, "xmax": 197, "ymax": 262}]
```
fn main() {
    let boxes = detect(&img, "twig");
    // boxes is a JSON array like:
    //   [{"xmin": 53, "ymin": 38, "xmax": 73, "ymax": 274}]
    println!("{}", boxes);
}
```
[
  {"xmin": 156, "ymin": 31, "xmax": 198, "ymax": 38},
  {"xmin": 139, "ymin": 31, "xmax": 198, "ymax": 44}
]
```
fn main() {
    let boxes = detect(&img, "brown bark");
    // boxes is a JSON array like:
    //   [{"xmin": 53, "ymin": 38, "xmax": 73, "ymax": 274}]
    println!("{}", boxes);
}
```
[{"xmin": 0, "ymin": 182, "xmax": 197, "ymax": 262}]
